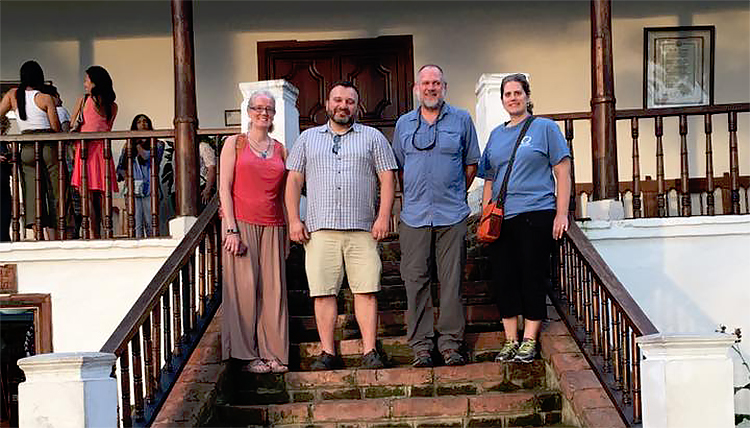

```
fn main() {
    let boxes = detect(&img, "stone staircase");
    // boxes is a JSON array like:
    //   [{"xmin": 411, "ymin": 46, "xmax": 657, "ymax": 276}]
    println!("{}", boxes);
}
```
[{"xmin": 154, "ymin": 236, "xmax": 624, "ymax": 427}]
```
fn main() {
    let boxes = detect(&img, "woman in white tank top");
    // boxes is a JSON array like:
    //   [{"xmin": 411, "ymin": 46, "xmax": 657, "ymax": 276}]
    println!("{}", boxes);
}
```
[{"xmin": 0, "ymin": 60, "xmax": 61, "ymax": 240}]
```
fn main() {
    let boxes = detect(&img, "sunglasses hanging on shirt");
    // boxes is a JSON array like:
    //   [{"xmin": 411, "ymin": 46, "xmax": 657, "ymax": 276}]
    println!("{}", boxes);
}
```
[{"xmin": 410, "ymin": 104, "xmax": 444, "ymax": 151}]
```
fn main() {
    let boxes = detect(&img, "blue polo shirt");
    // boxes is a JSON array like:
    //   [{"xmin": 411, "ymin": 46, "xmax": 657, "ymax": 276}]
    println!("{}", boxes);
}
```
[
  {"xmin": 477, "ymin": 117, "xmax": 570, "ymax": 218},
  {"xmin": 393, "ymin": 103, "xmax": 481, "ymax": 227}
]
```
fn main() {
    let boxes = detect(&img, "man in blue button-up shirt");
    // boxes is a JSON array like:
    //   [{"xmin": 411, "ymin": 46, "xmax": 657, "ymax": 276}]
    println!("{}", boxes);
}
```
[{"xmin": 392, "ymin": 64, "xmax": 481, "ymax": 367}]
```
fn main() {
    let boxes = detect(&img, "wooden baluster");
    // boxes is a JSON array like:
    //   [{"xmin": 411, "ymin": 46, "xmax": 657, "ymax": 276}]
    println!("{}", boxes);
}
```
[
  {"xmin": 679, "ymin": 115, "xmax": 691, "ymax": 216},
  {"xmin": 142, "ymin": 316, "xmax": 154, "ymax": 405},
  {"xmin": 172, "ymin": 278, "xmax": 182, "ymax": 357},
  {"xmin": 575, "ymin": 256, "xmax": 584, "ymax": 324},
  {"xmin": 80, "ymin": 141, "xmax": 91, "ymax": 239},
  {"xmin": 583, "ymin": 269, "xmax": 593, "ymax": 347},
  {"xmin": 214, "ymin": 218, "xmax": 222, "ymax": 297},
  {"xmin": 126, "ymin": 139, "xmax": 136, "ymax": 238},
  {"xmin": 34, "ymin": 141, "xmax": 42, "ymax": 240},
  {"xmin": 612, "ymin": 309, "xmax": 622, "ymax": 389},
  {"xmin": 621, "ymin": 322, "xmax": 632, "ymax": 405},
  {"xmin": 601, "ymin": 295, "xmax": 612, "ymax": 372},
  {"xmin": 11, "ymin": 142, "xmax": 20, "ymax": 241},
  {"xmin": 207, "ymin": 222, "xmax": 216, "ymax": 298},
  {"xmin": 131, "ymin": 331, "xmax": 145, "ymax": 421},
  {"xmin": 592, "ymin": 279, "xmax": 602, "ymax": 355},
  {"xmin": 199, "ymin": 237, "xmax": 207, "ymax": 316},
  {"xmin": 567, "ymin": 241, "xmax": 576, "ymax": 316},
  {"xmin": 182, "ymin": 264, "xmax": 192, "ymax": 335},
  {"xmin": 190, "ymin": 256, "xmax": 197, "ymax": 327},
  {"xmin": 631, "ymin": 118, "xmax": 642, "ymax": 218},
  {"xmin": 631, "ymin": 331, "xmax": 643, "ymax": 423},
  {"xmin": 655, "ymin": 117, "xmax": 666, "ymax": 217},
  {"xmin": 728, "ymin": 112, "xmax": 740, "ymax": 214},
  {"xmin": 57, "ymin": 140, "xmax": 66, "ymax": 238},
  {"xmin": 704, "ymin": 115, "xmax": 715, "ymax": 215},
  {"xmin": 150, "ymin": 138, "xmax": 159, "ymax": 236},
  {"xmin": 151, "ymin": 303, "xmax": 161, "ymax": 387},
  {"xmin": 104, "ymin": 139, "xmax": 114, "ymax": 238},
  {"xmin": 119, "ymin": 348, "xmax": 132, "ymax": 428},
  {"xmin": 162, "ymin": 290, "xmax": 173, "ymax": 371},
  {"xmin": 564, "ymin": 119, "xmax": 577, "ymax": 217}
]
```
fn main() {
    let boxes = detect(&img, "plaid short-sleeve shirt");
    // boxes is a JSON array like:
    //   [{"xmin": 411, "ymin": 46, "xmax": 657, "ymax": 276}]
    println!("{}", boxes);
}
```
[{"xmin": 286, "ymin": 122, "xmax": 398, "ymax": 232}]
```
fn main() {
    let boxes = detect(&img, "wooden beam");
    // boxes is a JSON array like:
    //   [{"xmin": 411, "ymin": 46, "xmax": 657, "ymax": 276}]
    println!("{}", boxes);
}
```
[
  {"xmin": 590, "ymin": 0, "xmax": 619, "ymax": 200},
  {"xmin": 171, "ymin": 0, "xmax": 199, "ymax": 216}
]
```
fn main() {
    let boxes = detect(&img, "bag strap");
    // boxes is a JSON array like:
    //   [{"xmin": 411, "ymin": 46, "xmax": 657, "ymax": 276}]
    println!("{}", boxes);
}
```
[{"xmin": 495, "ymin": 116, "xmax": 536, "ymax": 206}]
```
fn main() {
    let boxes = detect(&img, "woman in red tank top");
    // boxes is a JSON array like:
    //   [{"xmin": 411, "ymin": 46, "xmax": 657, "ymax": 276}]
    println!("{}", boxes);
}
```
[{"xmin": 219, "ymin": 90, "xmax": 289, "ymax": 373}]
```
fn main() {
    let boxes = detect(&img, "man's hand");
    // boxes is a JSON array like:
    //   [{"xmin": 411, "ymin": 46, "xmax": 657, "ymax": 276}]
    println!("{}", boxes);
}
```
[
  {"xmin": 371, "ymin": 215, "xmax": 390, "ymax": 241},
  {"xmin": 201, "ymin": 185, "xmax": 212, "ymax": 204},
  {"xmin": 289, "ymin": 219, "xmax": 309, "ymax": 244},
  {"xmin": 552, "ymin": 213, "xmax": 569, "ymax": 240}
]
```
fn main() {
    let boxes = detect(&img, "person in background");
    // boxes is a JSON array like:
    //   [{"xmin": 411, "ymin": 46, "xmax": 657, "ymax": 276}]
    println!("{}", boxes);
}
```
[
  {"xmin": 43, "ymin": 85, "xmax": 70, "ymax": 132},
  {"xmin": 70, "ymin": 65, "xmax": 119, "ymax": 239},
  {"xmin": 0, "ymin": 60, "xmax": 61, "ymax": 240},
  {"xmin": 117, "ymin": 114, "xmax": 163, "ymax": 238},
  {"xmin": 478, "ymin": 73, "xmax": 571, "ymax": 363},
  {"xmin": 199, "ymin": 135, "xmax": 217, "ymax": 208},
  {"xmin": 220, "ymin": 90, "xmax": 289, "ymax": 374},
  {"xmin": 0, "ymin": 115, "xmax": 11, "ymax": 242}
]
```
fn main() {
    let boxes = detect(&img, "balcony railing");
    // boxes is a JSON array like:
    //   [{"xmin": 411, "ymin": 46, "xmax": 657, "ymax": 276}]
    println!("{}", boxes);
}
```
[
  {"xmin": 0, "ymin": 128, "xmax": 238, "ymax": 241},
  {"xmin": 543, "ymin": 102, "xmax": 749, "ymax": 219}
]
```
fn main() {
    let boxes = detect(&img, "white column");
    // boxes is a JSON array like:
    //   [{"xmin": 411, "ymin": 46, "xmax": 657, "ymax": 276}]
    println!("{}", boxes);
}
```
[
  {"xmin": 637, "ymin": 333, "xmax": 737, "ymax": 428},
  {"xmin": 17, "ymin": 352, "xmax": 118, "ymax": 428},
  {"xmin": 238, "ymin": 79, "xmax": 300, "ymax": 148}
]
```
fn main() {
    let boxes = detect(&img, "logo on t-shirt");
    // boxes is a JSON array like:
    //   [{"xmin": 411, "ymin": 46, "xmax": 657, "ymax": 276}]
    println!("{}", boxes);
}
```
[{"xmin": 519, "ymin": 135, "xmax": 533, "ymax": 148}]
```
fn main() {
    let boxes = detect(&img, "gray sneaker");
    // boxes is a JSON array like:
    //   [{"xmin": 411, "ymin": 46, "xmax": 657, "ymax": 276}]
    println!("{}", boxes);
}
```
[
  {"xmin": 514, "ymin": 339, "xmax": 537, "ymax": 363},
  {"xmin": 495, "ymin": 340, "xmax": 519, "ymax": 362}
]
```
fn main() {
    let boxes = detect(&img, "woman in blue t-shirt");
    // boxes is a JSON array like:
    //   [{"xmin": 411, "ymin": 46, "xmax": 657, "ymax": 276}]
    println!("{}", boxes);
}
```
[{"xmin": 477, "ymin": 73, "xmax": 571, "ymax": 364}]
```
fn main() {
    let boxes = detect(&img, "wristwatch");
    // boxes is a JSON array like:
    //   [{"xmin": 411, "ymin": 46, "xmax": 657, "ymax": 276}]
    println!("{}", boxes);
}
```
[{"xmin": 227, "ymin": 227, "xmax": 239, "ymax": 235}]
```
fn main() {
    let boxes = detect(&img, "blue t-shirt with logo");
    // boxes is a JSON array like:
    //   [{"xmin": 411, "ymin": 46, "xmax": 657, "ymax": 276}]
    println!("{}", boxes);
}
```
[{"xmin": 477, "ymin": 117, "xmax": 570, "ymax": 218}]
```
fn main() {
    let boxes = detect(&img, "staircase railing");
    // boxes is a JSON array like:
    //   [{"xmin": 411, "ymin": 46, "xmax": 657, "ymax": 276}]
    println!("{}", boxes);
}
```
[
  {"xmin": 100, "ymin": 196, "xmax": 222, "ymax": 428},
  {"xmin": 550, "ymin": 221, "xmax": 659, "ymax": 427}
]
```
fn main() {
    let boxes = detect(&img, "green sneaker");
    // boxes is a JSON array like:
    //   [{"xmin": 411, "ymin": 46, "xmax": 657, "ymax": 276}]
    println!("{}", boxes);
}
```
[
  {"xmin": 514, "ymin": 339, "xmax": 537, "ymax": 363},
  {"xmin": 494, "ymin": 340, "xmax": 519, "ymax": 362}
]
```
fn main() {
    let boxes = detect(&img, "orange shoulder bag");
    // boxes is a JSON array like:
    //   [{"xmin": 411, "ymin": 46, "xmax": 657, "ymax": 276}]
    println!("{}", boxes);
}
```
[{"xmin": 477, "ymin": 116, "xmax": 535, "ymax": 243}]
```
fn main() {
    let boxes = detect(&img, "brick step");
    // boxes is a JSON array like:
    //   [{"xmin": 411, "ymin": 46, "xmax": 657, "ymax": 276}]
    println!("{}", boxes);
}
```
[
  {"xmin": 209, "ymin": 391, "xmax": 563, "ymax": 427},
  {"xmin": 294, "ymin": 331, "xmax": 509, "ymax": 371},
  {"xmin": 289, "ymin": 305, "xmax": 502, "ymax": 344},
  {"xmin": 222, "ymin": 360, "xmax": 548, "ymax": 408},
  {"xmin": 287, "ymin": 280, "xmax": 495, "ymax": 317}
]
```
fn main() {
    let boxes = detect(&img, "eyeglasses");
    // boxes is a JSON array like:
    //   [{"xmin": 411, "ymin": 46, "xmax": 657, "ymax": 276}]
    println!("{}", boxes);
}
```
[
  {"xmin": 410, "ymin": 116, "xmax": 438, "ymax": 151},
  {"xmin": 249, "ymin": 106, "xmax": 276, "ymax": 114},
  {"xmin": 332, "ymin": 134, "xmax": 341, "ymax": 155}
]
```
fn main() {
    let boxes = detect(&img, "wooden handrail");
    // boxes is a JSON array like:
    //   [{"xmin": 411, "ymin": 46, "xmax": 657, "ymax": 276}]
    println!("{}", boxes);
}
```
[
  {"xmin": 0, "ymin": 129, "xmax": 176, "ymax": 142},
  {"xmin": 564, "ymin": 222, "xmax": 658, "ymax": 336},
  {"xmin": 101, "ymin": 196, "xmax": 219, "ymax": 354},
  {"xmin": 538, "ymin": 102, "xmax": 749, "ymax": 122},
  {"xmin": 100, "ymin": 195, "xmax": 221, "ymax": 427}
]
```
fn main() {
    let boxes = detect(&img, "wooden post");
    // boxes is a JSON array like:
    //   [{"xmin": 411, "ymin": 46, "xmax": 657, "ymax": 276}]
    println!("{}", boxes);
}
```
[
  {"xmin": 590, "ymin": 0, "xmax": 619, "ymax": 200},
  {"xmin": 171, "ymin": 0, "xmax": 199, "ymax": 217}
]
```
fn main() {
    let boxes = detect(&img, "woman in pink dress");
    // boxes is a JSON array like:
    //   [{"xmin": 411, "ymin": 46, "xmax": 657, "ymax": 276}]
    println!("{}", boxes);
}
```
[{"xmin": 71, "ymin": 65, "xmax": 118, "ymax": 238}]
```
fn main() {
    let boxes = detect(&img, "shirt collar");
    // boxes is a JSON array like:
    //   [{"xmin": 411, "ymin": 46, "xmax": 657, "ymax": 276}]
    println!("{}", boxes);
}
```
[
  {"xmin": 319, "ymin": 122, "xmax": 362, "ymax": 134},
  {"xmin": 408, "ymin": 102, "xmax": 453, "ymax": 122}
]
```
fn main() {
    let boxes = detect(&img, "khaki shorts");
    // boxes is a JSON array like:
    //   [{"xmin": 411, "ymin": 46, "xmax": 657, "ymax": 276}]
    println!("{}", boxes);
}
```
[{"xmin": 304, "ymin": 230, "xmax": 381, "ymax": 297}]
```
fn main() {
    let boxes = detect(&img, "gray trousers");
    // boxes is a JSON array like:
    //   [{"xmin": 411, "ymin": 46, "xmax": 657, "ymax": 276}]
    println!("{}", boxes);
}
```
[{"xmin": 399, "ymin": 219, "xmax": 467, "ymax": 354}]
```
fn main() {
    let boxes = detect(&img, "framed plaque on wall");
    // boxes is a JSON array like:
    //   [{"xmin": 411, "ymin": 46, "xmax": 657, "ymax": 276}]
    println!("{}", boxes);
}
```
[{"xmin": 643, "ymin": 26, "xmax": 715, "ymax": 109}]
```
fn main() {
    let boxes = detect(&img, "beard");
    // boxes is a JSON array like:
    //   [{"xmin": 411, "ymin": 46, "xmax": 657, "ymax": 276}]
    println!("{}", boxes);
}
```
[
  {"xmin": 418, "ymin": 90, "xmax": 445, "ymax": 109},
  {"xmin": 328, "ymin": 108, "xmax": 356, "ymax": 126}
]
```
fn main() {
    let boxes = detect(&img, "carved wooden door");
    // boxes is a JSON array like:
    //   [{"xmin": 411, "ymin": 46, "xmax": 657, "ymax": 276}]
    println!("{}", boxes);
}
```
[{"xmin": 257, "ymin": 35, "xmax": 414, "ymax": 141}]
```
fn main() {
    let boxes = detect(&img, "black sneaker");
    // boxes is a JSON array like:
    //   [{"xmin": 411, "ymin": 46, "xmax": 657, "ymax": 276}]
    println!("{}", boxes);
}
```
[
  {"xmin": 310, "ymin": 351, "xmax": 338, "ymax": 371},
  {"xmin": 360, "ymin": 350, "xmax": 385, "ymax": 369},
  {"xmin": 412, "ymin": 350, "xmax": 433, "ymax": 368},
  {"xmin": 441, "ymin": 349, "xmax": 466, "ymax": 366}
]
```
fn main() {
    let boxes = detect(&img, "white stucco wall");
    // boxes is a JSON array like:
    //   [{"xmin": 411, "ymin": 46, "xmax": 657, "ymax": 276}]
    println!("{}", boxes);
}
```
[
  {"xmin": 0, "ymin": 238, "xmax": 180, "ymax": 352},
  {"xmin": 580, "ymin": 216, "xmax": 750, "ymax": 393}
]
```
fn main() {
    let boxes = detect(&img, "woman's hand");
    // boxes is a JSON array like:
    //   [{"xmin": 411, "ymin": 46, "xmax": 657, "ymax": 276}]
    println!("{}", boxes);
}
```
[
  {"xmin": 223, "ymin": 232, "xmax": 243, "ymax": 255},
  {"xmin": 289, "ymin": 219, "xmax": 309, "ymax": 244},
  {"xmin": 552, "ymin": 213, "xmax": 569, "ymax": 240}
]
